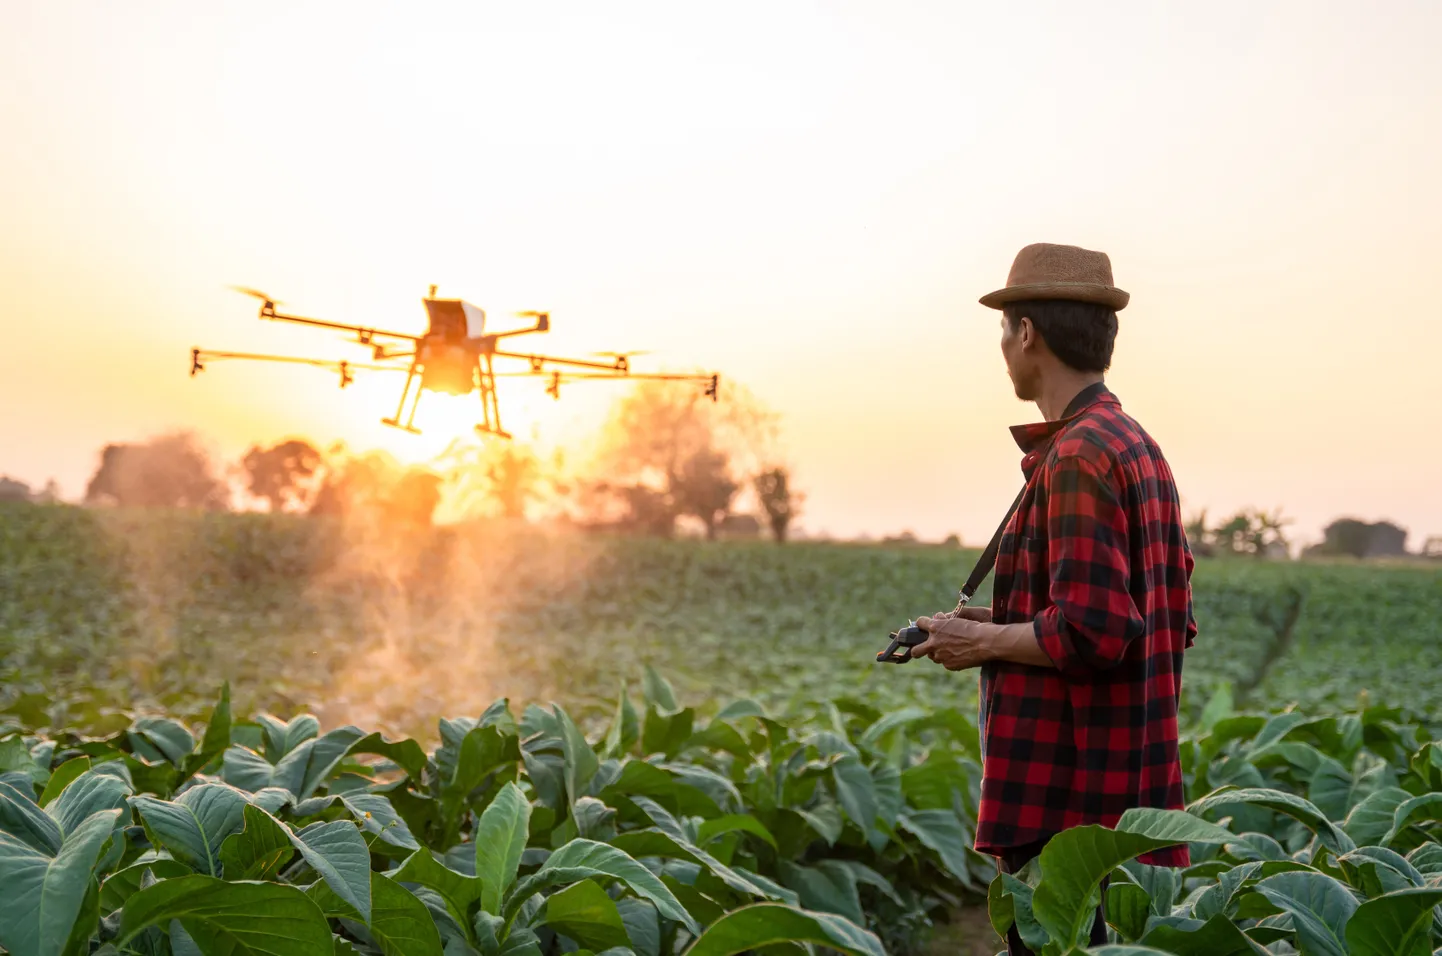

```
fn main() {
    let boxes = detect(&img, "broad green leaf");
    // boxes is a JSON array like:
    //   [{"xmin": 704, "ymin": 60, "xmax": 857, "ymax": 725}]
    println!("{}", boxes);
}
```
[
  {"xmin": 1086, "ymin": 948, "xmax": 1174, "ymax": 955},
  {"xmin": 218, "ymin": 804, "xmax": 294, "ymax": 881},
  {"xmin": 696, "ymin": 814, "xmax": 777, "ymax": 850},
  {"xmin": 504, "ymin": 839, "xmax": 696, "ymax": 933},
  {"xmin": 169, "ymin": 920, "xmax": 203, "ymax": 956},
  {"xmin": 990, "ymin": 873, "xmax": 1048, "ymax": 951},
  {"xmin": 897, "ymin": 809, "xmax": 974, "ymax": 888},
  {"xmin": 290, "ymin": 726, "xmax": 368, "ymax": 801},
  {"xmin": 256, "ymin": 714, "xmax": 321, "ymax": 760},
  {"xmin": 681, "ymin": 903, "xmax": 884, "ymax": 956},
  {"xmin": 602, "ymin": 685, "xmax": 641, "ymax": 758},
  {"xmin": 118, "ymin": 874, "xmax": 332, "ymax": 955},
  {"xmin": 349, "ymin": 731, "xmax": 428, "ymax": 783},
  {"xmin": 608, "ymin": 827, "xmax": 788, "ymax": 901},
  {"xmin": 1189, "ymin": 787, "xmax": 1356, "ymax": 855},
  {"xmin": 830, "ymin": 757, "xmax": 878, "ymax": 836},
  {"xmin": 538, "ymin": 879, "xmax": 630, "ymax": 950},
  {"xmin": 307, "ymin": 873, "xmax": 444, "ymax": 956},
  {"xmin": 1198, "ymin": 683, "xmax": 1234, "ymax": 731},
  {"xmin": 476, "ymin": 781, "xmax": 531, "ymax": 915},
  {"xmin": 1308, "ymin": 755, "xmax": 1360, "ymax": 821},
  {"xmin": 182, "ymin": 683, "xmax": 232, "ymax": 778},
  {"xmin": 0, "ymin": 808, "xmax": 120, "ymax": 956},
  {"xmin": 1344, "ymin": 886, "xmax": 1442, "ymax": 956},
  {"xmin": 642, "ymin": 666, "xmax": 680, "ymax": 716},
  {"xmin": 47, "ymin": 770, "xmax": 131, "ymax": 836},
  {"xmin": 857, "ymin": 707, "xmax": 928, "ymax": 748},
  {"xmin": 341, "ymin": 792, "xmax": 420, "ymax": 851},
  {"xmin": 1192, "ymin": 862, "xmax": 1265, "ymax": 921},
  {"xmin": 793, "ymin": 803, "xmax": 843, "ymax": 846},
  {"xmin": 778, "ymin": 860, "xmax": 862, "ymax": 923},
  {"xmin": 1031, "ymin": 809, "xmax": 1239, "ymax": 946},
  {"xmin": 132, "ymin": 784, "xmax": 249, "ymax": 876},
  {"xmin": 1406, "ymin": 842, "xmax": 1442, "ymax": 877},
  {"xmin": 99, "ymin": 858, "xmax": 192, "ymax": 913},
  {"xmin": 366, "ymin": 873, "xmax": 446, "ymax": 956},
  {"xmin": 616, "ymin": 898, "xmax": 659, "ymax": 956},
  {"xmin": 1343, "ymin": 787, "xmax": 1413, "ymax": 846},
  {"xmin": 660, "ymin": 763, "xmax": 739, "ymax": 815},
  {"xmin": 642, "ymin": 707, "xmax": 695, "ymax": 761},
  {"xmin": 1105, "ymin": 882, "xmax": 1152, "ymax": 942},
  {"xmin": 555, "ymin": 705, "xmax": 600, "ymax": 807},
  {"xmin": 128, "ymin": 717, "xmax": 196, "ymax": 766},
  {"xmin": 37, "ymin": 757, "xmax": 91, "ymax": 809},
  {"xmin": 1381, "ymin": 793, "xmax": 1442, "ymax": 847},
  {"xmin": 393, "ymin": 847, "xmax": 481, "ymax": 927},
  {"xmin": 1339, "ymin": 846, "xmax": 1425, "ymax": 892},
  {"xmin": 1253, "ymin": 871, "xmax": 1359, "ymax": 956},
  {"xmin": 1122, "ymin": 861, "xmax": 1179, "ymax": 916},
  {"xmin": 0, "ymin": 779, "xmax": 63, "ymax": 853},
  {"xmin": 1138, "ymin": 913, "xmax": 1270, "ymax": 955},
  {"xmin": 0, "ymin": 736, "xmax": 46, "ymax": 788},
  {"xmin": 713, "ymin": 700, "xmax": 765, "ymax": 722},
  {"xmin": 293, "ymin": 819, "xmax": 372, "ymax": 923},
  {"xmin": 987, "ymin": 872, "xmax": 1014, "ymax": 939},
  {"xmin": 221, "ymin": 745, "xmax": 280, "ymax": 793}
]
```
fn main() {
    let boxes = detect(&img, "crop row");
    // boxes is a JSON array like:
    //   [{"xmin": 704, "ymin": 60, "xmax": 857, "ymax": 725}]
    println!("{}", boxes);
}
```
[
  {"xmin": 4, "ymin": 506, "xmax": 1441, "ymax": 737},
  {"xmin": 3, "ymin": 669, "xmax": 1441, "ymax": 955}
]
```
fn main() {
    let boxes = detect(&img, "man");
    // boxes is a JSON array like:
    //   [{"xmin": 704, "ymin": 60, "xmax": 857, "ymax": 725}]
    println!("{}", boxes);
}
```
[{"xmin": 912, "ymin": 243, "xmax": 1195, "ymax": 954}]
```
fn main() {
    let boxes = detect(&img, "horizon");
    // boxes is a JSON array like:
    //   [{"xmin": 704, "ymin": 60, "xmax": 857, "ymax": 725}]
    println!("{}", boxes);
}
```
[{"xmin": 3, "ymin": 1, "xmax": 1439, "ymax": 549}]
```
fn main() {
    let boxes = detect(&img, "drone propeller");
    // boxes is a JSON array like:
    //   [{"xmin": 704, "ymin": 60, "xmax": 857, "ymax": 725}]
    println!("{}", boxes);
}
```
[
  {"xmin": 230, "ymin": 286, "xmax": 283, "ymax": 306},
  {"xmin": 592, "ymin": 350, "xmax": 651, "ymax": 358}
]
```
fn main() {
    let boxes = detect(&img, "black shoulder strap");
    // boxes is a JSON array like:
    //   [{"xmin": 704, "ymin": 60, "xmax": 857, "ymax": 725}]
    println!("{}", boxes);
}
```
[{"xmin": 956, "ymin": 483, "xmax": 1027, "ymax": 607}]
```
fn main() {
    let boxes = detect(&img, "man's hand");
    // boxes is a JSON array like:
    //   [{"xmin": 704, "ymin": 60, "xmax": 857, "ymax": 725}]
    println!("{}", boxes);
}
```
[
  {"xmin": 912, "ymin": 612, "xmax": 996, "ymax": 671},
  {"xmin": 913, "ymin": 608, "xmax": 1060, "ymax": 671}
]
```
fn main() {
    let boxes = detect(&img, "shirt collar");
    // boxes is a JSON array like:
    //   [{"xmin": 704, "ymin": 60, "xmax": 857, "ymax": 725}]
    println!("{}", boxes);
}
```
[{"xmin": 1009, "ymin": 382, "xmax": 1118, "ymax": 454}]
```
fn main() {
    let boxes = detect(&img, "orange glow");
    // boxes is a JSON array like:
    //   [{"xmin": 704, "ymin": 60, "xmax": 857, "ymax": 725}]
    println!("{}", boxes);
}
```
[{"xmin": 2, "ymin": 3, "xmax": 1441, "ymax": 546}]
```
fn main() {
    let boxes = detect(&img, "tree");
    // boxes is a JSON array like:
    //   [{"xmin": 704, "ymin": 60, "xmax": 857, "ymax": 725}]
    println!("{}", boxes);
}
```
[
  {"xmin": 754, "ymin": 466, "xmax": 804, "ymax": 543},
  {"xmin": 384, "ymin": 471, "xmax": 443, "ymax": 527},
  {"xmin": 1184, "ymin": 509, "xmax": 1215, "ymax": 558},
  {"xmin": 0, "ymin": 477, "xmax": 32, "ymax": 502},
  {"xmin": 310, "ymin": 451, "xmax": 443, "ymax": 527},
  {"xmin": 1211, "ymin": 508, "xmax": 1291, "ymax": 558},
  {"xmin": 672, "ymin": 445, "xmax": 739, "ymax": 540},
  {"xmin": 84, "ymin": 433, "xmax": 227, "ymax": 510},
  {"xmin": 241, "ymin": 438, "xmax": 322, "ymax": 512},
  {"xmin": 587, "ymin": 378, "xmax": 776, "ymax": 536}
]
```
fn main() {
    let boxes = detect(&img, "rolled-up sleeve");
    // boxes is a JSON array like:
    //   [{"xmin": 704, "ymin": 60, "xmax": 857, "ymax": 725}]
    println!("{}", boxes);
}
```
[{"xmin": 1032, "ymin": 454, "xmax": 1145, "ymax": 676}]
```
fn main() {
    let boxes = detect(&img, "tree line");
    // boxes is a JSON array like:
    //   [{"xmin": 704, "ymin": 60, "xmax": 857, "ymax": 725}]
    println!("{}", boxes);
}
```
[{"xmin": 1, "ymin": 380, "xmax": 806, "ymax": 542}]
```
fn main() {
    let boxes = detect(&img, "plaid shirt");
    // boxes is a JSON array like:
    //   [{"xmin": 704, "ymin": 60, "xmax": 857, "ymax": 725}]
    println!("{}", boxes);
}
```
[{"xmin": 975, "ymin": 383, "xmax": 1195, "ymax": 867}]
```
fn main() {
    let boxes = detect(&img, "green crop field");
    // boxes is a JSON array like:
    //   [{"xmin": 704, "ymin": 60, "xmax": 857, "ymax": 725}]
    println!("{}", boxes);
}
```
[
  {"xmin": 3, "ymin": 502, "xmax": 1440, "ymax": 736},
  {"xmin": 3, "ymin": 501, "xmax": 1442, "ymax": 956}
]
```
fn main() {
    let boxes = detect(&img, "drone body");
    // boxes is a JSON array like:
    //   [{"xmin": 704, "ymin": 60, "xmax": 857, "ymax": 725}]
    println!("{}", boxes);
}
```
[{"xmin": 192, "ymin": 286, "xmax": 718, "ymax": 438}]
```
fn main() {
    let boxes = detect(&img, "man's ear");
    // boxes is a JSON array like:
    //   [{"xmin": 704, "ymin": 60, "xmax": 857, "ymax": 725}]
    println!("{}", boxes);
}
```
[{"xmin": 1017, "ymin": 315, "xmax": 1037, "ymax": 351}]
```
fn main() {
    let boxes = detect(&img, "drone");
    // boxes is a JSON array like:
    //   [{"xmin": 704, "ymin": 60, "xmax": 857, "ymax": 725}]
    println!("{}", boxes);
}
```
[{"xmin": 191, "ymin": 286, "xmax": 719, "ymax": 438}]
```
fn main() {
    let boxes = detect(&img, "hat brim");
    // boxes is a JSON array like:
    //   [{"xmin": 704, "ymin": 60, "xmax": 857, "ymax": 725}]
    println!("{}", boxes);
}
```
[{"xmin": 979, "ymin": 282, "xmax": 1129, "ymax": 311}]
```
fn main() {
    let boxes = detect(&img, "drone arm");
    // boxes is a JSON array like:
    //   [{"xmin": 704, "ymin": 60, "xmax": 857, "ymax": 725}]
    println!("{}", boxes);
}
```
[
  {"xmin": 261, "ymin": 308, "xmax": 420, "ymax": 344},
  {"xmin": 491, "ymin": 350, "xmax": 634, "ymax": 373}
]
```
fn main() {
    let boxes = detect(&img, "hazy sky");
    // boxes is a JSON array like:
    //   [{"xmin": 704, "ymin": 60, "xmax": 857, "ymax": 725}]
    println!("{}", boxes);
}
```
[{"xmin": 3, "ymin": 1, "xmax": 1440, "ymax": 546}]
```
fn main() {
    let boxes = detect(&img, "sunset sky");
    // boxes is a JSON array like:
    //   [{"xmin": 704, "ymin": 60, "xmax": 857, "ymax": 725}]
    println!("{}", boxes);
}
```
[{"xmin": 2, "ymin": 1, "xmax": 1440, "ymax": 547}]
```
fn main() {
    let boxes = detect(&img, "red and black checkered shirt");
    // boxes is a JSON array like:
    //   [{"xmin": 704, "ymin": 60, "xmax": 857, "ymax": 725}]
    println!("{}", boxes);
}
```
[{"xmin": 976, "ymin": 382, "xmax": 1196, "ymax": 867}]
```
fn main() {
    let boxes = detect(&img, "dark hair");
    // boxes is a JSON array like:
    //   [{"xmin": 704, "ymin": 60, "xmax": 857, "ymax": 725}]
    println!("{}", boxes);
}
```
[{"xmin": 1002, "ymin": 299, "xmax": 1118, "ymax": 372}]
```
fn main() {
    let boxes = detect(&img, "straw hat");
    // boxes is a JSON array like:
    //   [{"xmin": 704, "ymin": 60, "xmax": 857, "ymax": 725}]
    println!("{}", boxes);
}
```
[{"xmin": 979, "ymin": 242, "xmax": 1129, "ymax": 311}]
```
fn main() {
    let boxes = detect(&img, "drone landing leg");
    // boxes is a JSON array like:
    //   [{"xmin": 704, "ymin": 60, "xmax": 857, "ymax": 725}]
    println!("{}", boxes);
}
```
[
  {"xmin": 382, "ymin": 363, "xmax": 423, "ymax": 435},
  {"xmin": 475, "ymin": 353, "xmax": 511, "ymax": 439}
]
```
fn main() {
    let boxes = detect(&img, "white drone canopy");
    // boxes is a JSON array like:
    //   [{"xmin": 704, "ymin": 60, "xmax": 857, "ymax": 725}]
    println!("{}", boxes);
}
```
[{"xmin": 423, "ymin": 297, "xmax": 486, "ymax": 340}]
